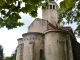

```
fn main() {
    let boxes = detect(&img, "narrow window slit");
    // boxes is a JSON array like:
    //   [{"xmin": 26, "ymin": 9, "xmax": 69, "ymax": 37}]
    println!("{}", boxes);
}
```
[{"xmin": 40, "ymin": 49, "xmax": 44, "ymax": 59}]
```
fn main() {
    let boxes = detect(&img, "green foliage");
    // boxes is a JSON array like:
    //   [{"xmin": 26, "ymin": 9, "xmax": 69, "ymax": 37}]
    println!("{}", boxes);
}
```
[
  {"xmin": 0, "ymin": 0, "xmax": 5, "ymax": 6},
  {"xmin": 4, "ymin": 57, "xmax": 11, "ymax": 60},
  {"xmin": 4, "ymin": 50, "xmax": 16, "ymax": 60},
  {"xmin": 59, "ymin": 0, "xmax": 75, "ymax": 12},
  {"xmin": 58, "ymin": 0, "xmax": 80, "ymax": 36},
  {"xmin": 0, "ymin": 0, "xmax": 80, "ymax": 36},
  {"xmin": 0, "ymin": 0, "xmax": 53, "ymax": 29},
  {"xmin": 40, "ymin": 58, "xmax": 45, "ymax": 60},
  {"xmin": 0, "ymin": 0, "xmax": 76, "ymax": 29}
]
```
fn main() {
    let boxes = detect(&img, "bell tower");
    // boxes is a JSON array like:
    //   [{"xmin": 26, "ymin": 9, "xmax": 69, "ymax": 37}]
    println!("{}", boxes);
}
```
[{"xmin": 42, "ymin": 1, "xmax": 58, "ymax": 25}]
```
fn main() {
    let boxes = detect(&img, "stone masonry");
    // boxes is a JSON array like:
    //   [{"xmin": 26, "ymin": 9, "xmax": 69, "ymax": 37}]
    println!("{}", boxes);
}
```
[{"xmin": 16, "ymin": 1, "xmax": 80, "ymax": 60}]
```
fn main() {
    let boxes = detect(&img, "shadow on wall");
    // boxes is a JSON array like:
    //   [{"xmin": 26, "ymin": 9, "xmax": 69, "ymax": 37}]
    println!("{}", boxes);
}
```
[{"xmin": 70, "ymin": 30, "xmax": 80, "ymax": 60}]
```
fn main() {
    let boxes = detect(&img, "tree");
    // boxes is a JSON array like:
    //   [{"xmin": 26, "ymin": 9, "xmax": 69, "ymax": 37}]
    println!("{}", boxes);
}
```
[
  {"xmin": 0, "ymin": 0, "xmax": 75, "ymax": 29},
  {"xmin": 58, "ymin": 0, "xmax": 80, "ymax": 36},
  {"xmin": 0, "ymin": 45, "xmax": 3, "ymax": 60},
  {"xmin": 4, "ymin": 57, "xmax": 11, "ymax": 60},
  {"xmin": 4, "ymin": 49, "xmax": 16, "ymax": 60},
  {"xmin": 0, "ymin": 0, "xmax": 50, "ymax": 29},
  {"xmin": 0, "ymin": 0, "xmax": 79, "ymax": 36}
]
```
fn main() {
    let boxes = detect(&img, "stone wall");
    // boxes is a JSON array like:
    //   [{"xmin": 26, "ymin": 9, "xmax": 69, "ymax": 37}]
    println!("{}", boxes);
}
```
[
  {"xmin": 42, "ymin": 9, "xmax": 58, "ymax": 24},
  {"xmin": 16, "ymin": 43, "xmax": 24, "ymax": 60},
  {"xmin": 16, "ymin": 28, "xmax": 78, "ymax": 60},
  {"xmin": 42, "ymin": 1, "xmax": 58, "ymax": 25},
  {"xmin": 28, "ymin": 18, "xmax": 48, "ymax": 33},
  {"xmin": 17, "ymin": 38, "xmax": 23, "ymax": 46},
  {"xmin": 44, "ymin": 30, "xmax": 73, "ymax": 60},
  {"xmin": 22, "ymin": 32, "xmax": 44, "ymax": 60},
  {"xmin": 16, "ymin": 38, "xmax": 23, "ymax": 60}
]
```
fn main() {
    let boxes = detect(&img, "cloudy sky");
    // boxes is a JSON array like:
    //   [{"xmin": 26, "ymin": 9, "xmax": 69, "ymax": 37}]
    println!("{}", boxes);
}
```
[
  {"xmin": 0, "ymin": 8, "xmax": 42, "ymax": 56},
  {"xmin": 0, "ymin": 0, "xmax": 80, "ymax": 57},
  {"xmin": 0, "ymin": 13, "xmax": 34, "ymax": 56}
]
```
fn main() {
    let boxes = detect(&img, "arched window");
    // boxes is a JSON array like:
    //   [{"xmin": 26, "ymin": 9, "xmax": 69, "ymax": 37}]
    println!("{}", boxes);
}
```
[
  {"xmin": 53, "ymin": 5, "xmax": 55, "ymax": 9},
  {"xmin": 40, "ymin": 49, "xmax": 44, "ymax": 59},
  {"xmin": 50, "ymin": 5, "xmax": 52, "ymax": 9}
]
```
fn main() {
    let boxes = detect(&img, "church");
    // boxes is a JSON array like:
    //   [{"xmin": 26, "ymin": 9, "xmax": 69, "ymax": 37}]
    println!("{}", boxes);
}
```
[{"xmin": 16, "ymin": 1, "xmax": 80, "ymax": 60}]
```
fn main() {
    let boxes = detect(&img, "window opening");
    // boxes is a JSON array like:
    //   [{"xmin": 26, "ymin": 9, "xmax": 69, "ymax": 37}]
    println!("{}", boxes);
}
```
[
  {"xmin": 50, "ymin": 5, "xmax": 52, "ymax": 9},
  {"xmin": 53, "ymin": 5, "xmax": 55, "ymax": 9},
  {"xmin": 40, "ymin": 49, "xmax": 44, "ymax": 59}
]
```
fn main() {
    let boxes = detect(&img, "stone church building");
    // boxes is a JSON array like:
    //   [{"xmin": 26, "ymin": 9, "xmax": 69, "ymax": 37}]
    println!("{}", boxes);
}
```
[{"xmin": 16, "ymin": 1, "xmax": 80, "ymax": 60}]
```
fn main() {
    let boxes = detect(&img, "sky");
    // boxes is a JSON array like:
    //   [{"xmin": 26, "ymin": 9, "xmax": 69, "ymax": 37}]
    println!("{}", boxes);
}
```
[
  {"xmin": 0, "ymin": 13, "xmax": 34, "ymax": 56},
  {"xmin": 0, "ymin": 0, "xmax": 80, "ymax": 57}
]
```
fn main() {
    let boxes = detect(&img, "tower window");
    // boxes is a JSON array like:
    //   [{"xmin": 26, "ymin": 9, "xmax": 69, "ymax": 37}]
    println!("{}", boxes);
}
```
[
  {"xmin": 40, "ymin": 49, "xmax": 44, "ymax": 59},
  {"xmin": 53, "ymin": 5, "xmax": 55, "ymax": 9},
  {"xmin": 50, "ymin": 5, "xmax": 52, "ymax": 9}
]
